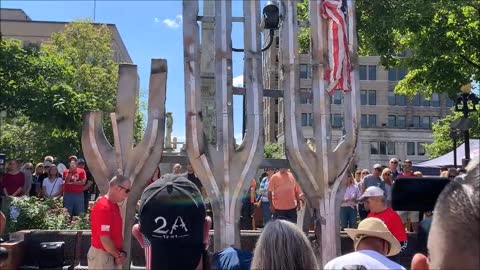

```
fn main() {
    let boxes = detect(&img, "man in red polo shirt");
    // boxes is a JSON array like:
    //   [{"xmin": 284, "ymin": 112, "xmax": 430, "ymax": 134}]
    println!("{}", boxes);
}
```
[
  {"xmin": 62, "ymin": 159, "xmax": 86, "ymax": 217},
  {"xmin": 361, "ymin": 186, "xmax": 407, "ymax": 262},
  {"xmin": 88, "ymin": 175, "xmax": 131, "ymax": 269}
]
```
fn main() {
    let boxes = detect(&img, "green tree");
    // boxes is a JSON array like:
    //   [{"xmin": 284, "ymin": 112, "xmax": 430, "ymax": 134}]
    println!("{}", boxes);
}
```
[
  {"xmin": 425, "ymin": 106, "xmax": 479, "ymax": 158},
  {"xmin": 1, "ymin": 20, "xmax": 144, "ymax": 161},
  {"xmin": 264, "ymin": 142, "xmax": 285, "ymax": 159},
  {"xmin": 297, "ymin": 0, "xmax": 479, "ymax": 97}
]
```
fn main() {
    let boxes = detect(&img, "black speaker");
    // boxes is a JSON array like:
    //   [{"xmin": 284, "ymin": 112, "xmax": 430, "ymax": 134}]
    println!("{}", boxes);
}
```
[{"xmin": 38, "ymin": 242, "xmax": 64, "ymax": 269}]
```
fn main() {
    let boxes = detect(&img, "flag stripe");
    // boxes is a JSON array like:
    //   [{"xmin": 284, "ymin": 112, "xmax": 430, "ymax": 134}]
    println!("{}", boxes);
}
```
[{"xmin": 320, "ymin": 0, "xmax": 351, "ymax": 94}]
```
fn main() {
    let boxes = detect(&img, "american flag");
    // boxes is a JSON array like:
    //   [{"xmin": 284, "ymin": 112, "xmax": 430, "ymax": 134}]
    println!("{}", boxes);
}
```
[{"xmin": 320, "ymin": 0, "xmax": 351, "ymax": 94}]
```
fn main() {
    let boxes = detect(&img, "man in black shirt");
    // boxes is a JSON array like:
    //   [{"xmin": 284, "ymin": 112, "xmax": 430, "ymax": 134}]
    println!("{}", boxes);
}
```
[
  {"xmin": 77, "ymin": 159, "xmax": 94, "ymax": 212},
  {"xmin": 183, "ymin": 164, "xmax": 203, "ymax": 192}
]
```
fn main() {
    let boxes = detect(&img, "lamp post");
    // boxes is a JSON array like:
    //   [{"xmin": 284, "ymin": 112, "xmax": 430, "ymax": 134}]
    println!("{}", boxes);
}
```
[
  {"xmin": 449, "ymin": 128, "xmax": 461, "ymax": 167},
  {"xmin": 454, "ymin": 83, "xmax": 479, "ymax": 167}
]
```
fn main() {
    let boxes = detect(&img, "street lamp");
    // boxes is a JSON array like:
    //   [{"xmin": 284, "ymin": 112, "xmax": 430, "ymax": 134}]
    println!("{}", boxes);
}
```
[
  {"xmin": 454, "ymin": 83, "xmax": 479, "ymax": 167},
  {"xmin": 449, "ymin": 128, "xmax": 461, "ymax": 167}
]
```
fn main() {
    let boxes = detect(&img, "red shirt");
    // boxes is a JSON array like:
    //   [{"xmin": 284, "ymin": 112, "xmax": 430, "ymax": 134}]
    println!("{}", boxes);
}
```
[
  {"xmin": 368, "ymin": 208, "xmax": 407, "ymax": 242},
  {"xmin": 62, "ymin": 168, "xmax": 86, "ymax": 193},
  {"xmin": 1, "ymin": 172, "xmax": 25, "ymax": 196},
  {"xmin": 91, "ymin": 196, "xmax": 123, "ymax": 251},
  {"xmin": 398, "ymin": 172, "xmax": 415, "ymax": 178}
]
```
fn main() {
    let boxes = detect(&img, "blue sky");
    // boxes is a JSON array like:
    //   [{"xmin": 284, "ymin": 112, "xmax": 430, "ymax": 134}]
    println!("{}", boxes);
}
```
[{"xmin": 3, "ymin": 0, "xmax": 253, "ymax": 145}]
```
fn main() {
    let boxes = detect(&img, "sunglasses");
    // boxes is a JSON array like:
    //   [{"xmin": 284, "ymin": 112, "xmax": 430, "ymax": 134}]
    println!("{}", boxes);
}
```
[
  {"xmin": 384, "ymin": 173, "xmax": 391, "ymax": 176},
  {"xmin": 390, "ymin": 161, "xmax": 398, "ymax": 164},
  {"xmin": 118, "ymin": 185, "xmax": 130, "ymax": 193},
  {"xmin": 362, "ymin": 172, "xmax": 369, "ymax": 175},
  {"xmin": 448, "ymin": 175, "xmax": 456, "ymax": 178}
]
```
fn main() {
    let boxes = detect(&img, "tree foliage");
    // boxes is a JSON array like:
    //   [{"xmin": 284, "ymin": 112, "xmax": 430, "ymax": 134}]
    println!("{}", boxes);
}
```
[
  {"xmin": 297, "ymin": 0, "xmax": 479, "ymax": 97},
  {"xmin": 0, "ymin": 20, "xmax": 143, "ymax": 162},
  {"xmin": 425, "ymin": 106, "xmax": 480, "ymax": 158},
  {"xmin": 264, "ymin": 142, "xmax": 285, "ymax": 159}
]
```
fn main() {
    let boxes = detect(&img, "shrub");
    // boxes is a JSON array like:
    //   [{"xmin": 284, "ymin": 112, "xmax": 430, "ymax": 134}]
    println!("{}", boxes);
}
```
[{"xmin": 2, "ymin": 196, "xmax": 90, "ymax": 238}]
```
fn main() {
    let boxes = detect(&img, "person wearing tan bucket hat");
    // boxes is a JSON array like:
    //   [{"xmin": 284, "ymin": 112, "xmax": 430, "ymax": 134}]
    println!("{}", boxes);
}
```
[{"xmin": 324, "ymin": 218, "xmax": 405, "ymax": 270}]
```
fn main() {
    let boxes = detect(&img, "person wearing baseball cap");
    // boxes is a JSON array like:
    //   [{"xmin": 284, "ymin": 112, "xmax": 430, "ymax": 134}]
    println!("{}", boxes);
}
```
[
  {"xmin": 134, "ymin": 174, "xmax": 211, "ymax": 270},
  {"xmin": 324, "ymin": 218, "xmax": 405, "ymax": 269},
  {"xmin": 133, "ymin": 174, "xmax": 253, "ymax": 270},
  {"xmin": 362, "ymin": 186, "xmax": 407, "ymax": 262}
]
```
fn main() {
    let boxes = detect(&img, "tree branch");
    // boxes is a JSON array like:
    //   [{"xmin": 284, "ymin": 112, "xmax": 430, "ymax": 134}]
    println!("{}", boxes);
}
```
[{"xmin": 460, "ymin": 54, "xmax": 480, "ymax": 70}]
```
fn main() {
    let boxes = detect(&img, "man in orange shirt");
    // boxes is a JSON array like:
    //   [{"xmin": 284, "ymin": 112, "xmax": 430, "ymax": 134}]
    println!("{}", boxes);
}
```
[{"xmin": 268, "ymin": 168, "xmax": 303, "ymax": 223}]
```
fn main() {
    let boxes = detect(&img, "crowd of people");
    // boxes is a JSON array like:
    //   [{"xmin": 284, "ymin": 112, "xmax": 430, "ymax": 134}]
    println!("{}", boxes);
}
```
[
  {"xmin": 0, "ymin": 155, "xmax": 95, "ymax": 218},
  {"xmin": 88, "ymin": 158, "xmax": 478, "ymax": 270},
  {"xmin": 1, "ymin": 154, "xmax": 477, "ymax": 270}
]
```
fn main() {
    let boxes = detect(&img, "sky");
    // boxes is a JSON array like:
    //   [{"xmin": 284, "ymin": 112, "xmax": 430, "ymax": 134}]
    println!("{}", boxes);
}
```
[{"xmin": 2, "ymin": 0, "xmax": 256, "ymax": 146}]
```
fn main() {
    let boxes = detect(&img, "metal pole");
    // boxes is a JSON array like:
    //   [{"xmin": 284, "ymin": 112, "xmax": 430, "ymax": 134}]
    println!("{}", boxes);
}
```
[
  {"xmin": 462, "ymin": 94, "xmax": 470, "ymax": 167},
  {"xmin": 453, "ymin": 134, "xmax": 457, "ymax": 167}
]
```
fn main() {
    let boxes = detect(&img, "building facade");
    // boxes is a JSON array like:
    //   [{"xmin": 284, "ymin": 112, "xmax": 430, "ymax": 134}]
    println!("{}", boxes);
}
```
[
  {"xmin": 262, "ymin": 35, "xmax": 453, "ymax": 169},
  {"xmin": 0, "ymin": 8, "xmax": 132, "ymax": 63}
]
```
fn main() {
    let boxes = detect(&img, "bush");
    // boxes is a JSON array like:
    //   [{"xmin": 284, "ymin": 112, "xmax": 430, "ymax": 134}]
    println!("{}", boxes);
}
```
[{"xmin": 2, "ymin": 196, "xmax": 90, "ymax": 238}]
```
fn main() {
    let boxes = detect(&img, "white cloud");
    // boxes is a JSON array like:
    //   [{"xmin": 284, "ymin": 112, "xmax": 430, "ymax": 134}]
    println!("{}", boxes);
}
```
[
  {"xmin": 233, "ymin": 75, "xmax": 244, "ymax": 87},
  {"xmin": 160, "ymin": 14, "xmax": 183, "ymax": 28},
  {"xmin": 154, "ymin": 17, "xmax": 160, "ymax": 23}
]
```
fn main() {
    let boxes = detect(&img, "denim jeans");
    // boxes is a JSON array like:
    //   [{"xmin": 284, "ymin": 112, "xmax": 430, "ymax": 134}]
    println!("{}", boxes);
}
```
[
  {"xmin": 340, "ymin": 206, "xmax": 357, "ymax": 229},
  {"xmin": 64, "ymin": 192, "xmax": 85, "ymax": 217},
  {"xmin": 261, "ymin": 201, "xmax": 271, "ymax": 225}
]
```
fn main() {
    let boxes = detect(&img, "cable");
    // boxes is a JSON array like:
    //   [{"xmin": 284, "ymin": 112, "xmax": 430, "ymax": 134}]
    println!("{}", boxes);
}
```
[{"xmin": 232, "ymin": 29, "xmax": 275, "ymax": 52}]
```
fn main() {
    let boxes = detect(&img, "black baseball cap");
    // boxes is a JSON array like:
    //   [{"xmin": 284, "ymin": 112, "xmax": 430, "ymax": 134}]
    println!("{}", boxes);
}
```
[
  {"xmin": 139, "ymin": 174, "xmax": 206, "ymax": 270},
  {"xmin": 77, "ymin": 158, "xmax": 86, "ymax": 165}
]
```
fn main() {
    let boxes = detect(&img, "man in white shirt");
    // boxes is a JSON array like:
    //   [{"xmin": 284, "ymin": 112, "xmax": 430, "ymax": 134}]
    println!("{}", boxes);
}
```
[{"xmin": 324, "ymin": 218, "xmax": 405, "ymax": 270}]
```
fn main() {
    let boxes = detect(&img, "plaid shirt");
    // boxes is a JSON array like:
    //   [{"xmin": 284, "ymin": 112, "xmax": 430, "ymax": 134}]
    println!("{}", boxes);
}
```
[{"xmin": 257, "ymin": 177, "xmax": 270, "ymax": 202}]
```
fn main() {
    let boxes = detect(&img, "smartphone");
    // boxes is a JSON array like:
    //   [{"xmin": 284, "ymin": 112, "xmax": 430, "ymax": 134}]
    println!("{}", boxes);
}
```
[{"xmin": 392, "ymin": 177, "xmax": 450, "ymax": 211}]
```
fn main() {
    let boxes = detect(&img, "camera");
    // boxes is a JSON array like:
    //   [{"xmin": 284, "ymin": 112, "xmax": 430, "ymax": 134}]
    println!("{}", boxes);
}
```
[{"xmin": 262, "ymin": 1, "xmax": 281, "ymax": 30}]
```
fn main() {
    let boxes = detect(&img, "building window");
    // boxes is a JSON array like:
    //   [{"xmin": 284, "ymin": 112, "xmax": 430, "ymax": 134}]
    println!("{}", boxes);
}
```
[
  {"xmin": 300, "ymin": 89, "xmax": 312, "ymax": 104},
  {"xmin": 388, "ymin": 68, "xmax": 407, "ymax": 81},
  {"xmin": 379, "ymin": 141, "xmax": 387, "ymax": 155},
  {"xmin": 368, "ymin": 115, "xmax": 377, "ymax": 128},
  {"xmin": 274, "ymin": 74, "xmax": 279, "ymax": 87},
  {"xmin": 431, "ymin": 93, "xmax": 440, "ymax": 107},
  {"xmin": 407, "ymin": 142, "xmax": 415, "ymax": 155},
  {"xmin": 368, "ymin": 90, "xmax": 377, "ymax": 105},
  {"xmin": 360, "ymin": 90, "xmax": 367, "ymax": 105},
  {"xmin": 360, "ymin": 65, "xmax": 377, "ymax": 80},
  {"xmin": 396, "ymin": 94, "xmax": 406, "ymax": 106},
  {"xmin": 274, "ymin": 112, "xmax": 278, "ymax": 124},
  {"xmin": 370, "ymin": 142, "xmax": 379, "ymax": 155},
  {"xmin": 332, "ymin": 91, "xmax": 342, "ymax": 105},
  {"xmin": 300, "ymin": 64, "xmax": 309, "ymax": 79},
  {"xmin": 397, "ymin": 115, "xmax": 406, "ymax": 128},
  {"xmin": 301, "ymin": 113, "xmax": 313, "ymax": 126},
  {"xmin": 359, "ymin": 65, "xmax": 367, "ymax": 80},
  {"xmin": 412, "ymin": 116, "xmax": 420, "ymax": 128},
  {"xmin": 418, "ymin": 142, "xmax": 426, "ymax": 156},
  {"xmin": 361, "ymin": 114, "xmax": 367, "ymax": 128},
  {"xmin": 446, "ymin": 97, "xmax": 455, "ymax": 107},
  {"xmin": 368, "ymin": 65, "xmax": 377, "ymax": 80},
  {"xmin": 413, "ymin": 94, "xmax": 421, "ymax": 106},
  {"xmin": 388, "ymin": 91, "xmax": 396, "ymax": 105},
  {"xmin": 432, "ymin": 116, "xmax": 439, "ymax": 124},
  {"xmin": 275, "ymin": 55, "xmax": 279, "ymax": 63},
  {"xmin": 275, "ymin": 98, "xmax": 279, "ymax": 104},
  {"xmin": 275, "ymin": 37, "xmax": 279, "ymax": 48},
  {"xmin": 332, "ymin": 114, "xmax": 343, "ymax": 128},
  {"xmin": 388, "ymin": 115, "xmax": 396, "ymax": 128},
  {"xmin": 387, "ymin": 142, "xmax": 395, "ymax": 155},
  {"xmin": 422, "ymin": 116, "xmax": 430, "ymax": 129},
  {"xmin": 421, "ymin": 96, "xmax": 430, "ymax": 107}
]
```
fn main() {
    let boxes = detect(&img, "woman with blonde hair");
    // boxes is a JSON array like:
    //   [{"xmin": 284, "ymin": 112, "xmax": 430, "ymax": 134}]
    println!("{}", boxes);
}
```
[
  {"xmin": 251, "ymin": 219, "xmax": 318, "ymax": 270},
  {"xmin": 42, "ymin": 165, "xmax": 63, "ymax": 198},
  {"xmin": 381, "ymin": 168, "xmax": 394, "ymax": 208}
]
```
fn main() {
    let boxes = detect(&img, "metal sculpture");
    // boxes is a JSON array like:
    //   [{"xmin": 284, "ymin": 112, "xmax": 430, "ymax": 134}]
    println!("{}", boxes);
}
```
[
  {"xmin": 82, "ymin": 59, "xmax": 167, "ymax": 266},
  {"xmin": 183, "ymin": 0, "xmax": 264, "ymax": 250},
  {"xmin": 280, "ymin": 0, "xmax": 360, "ymax": 265}
]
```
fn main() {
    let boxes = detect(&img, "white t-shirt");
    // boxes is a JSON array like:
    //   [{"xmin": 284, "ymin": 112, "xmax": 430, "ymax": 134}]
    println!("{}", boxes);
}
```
[
  {"xmin": 324, "ymin": 250, "xmax": 405, "ymax": 270},
  {"xmin": 43, "ymin": 177, "xmax": 63, "ymax": 197}
]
